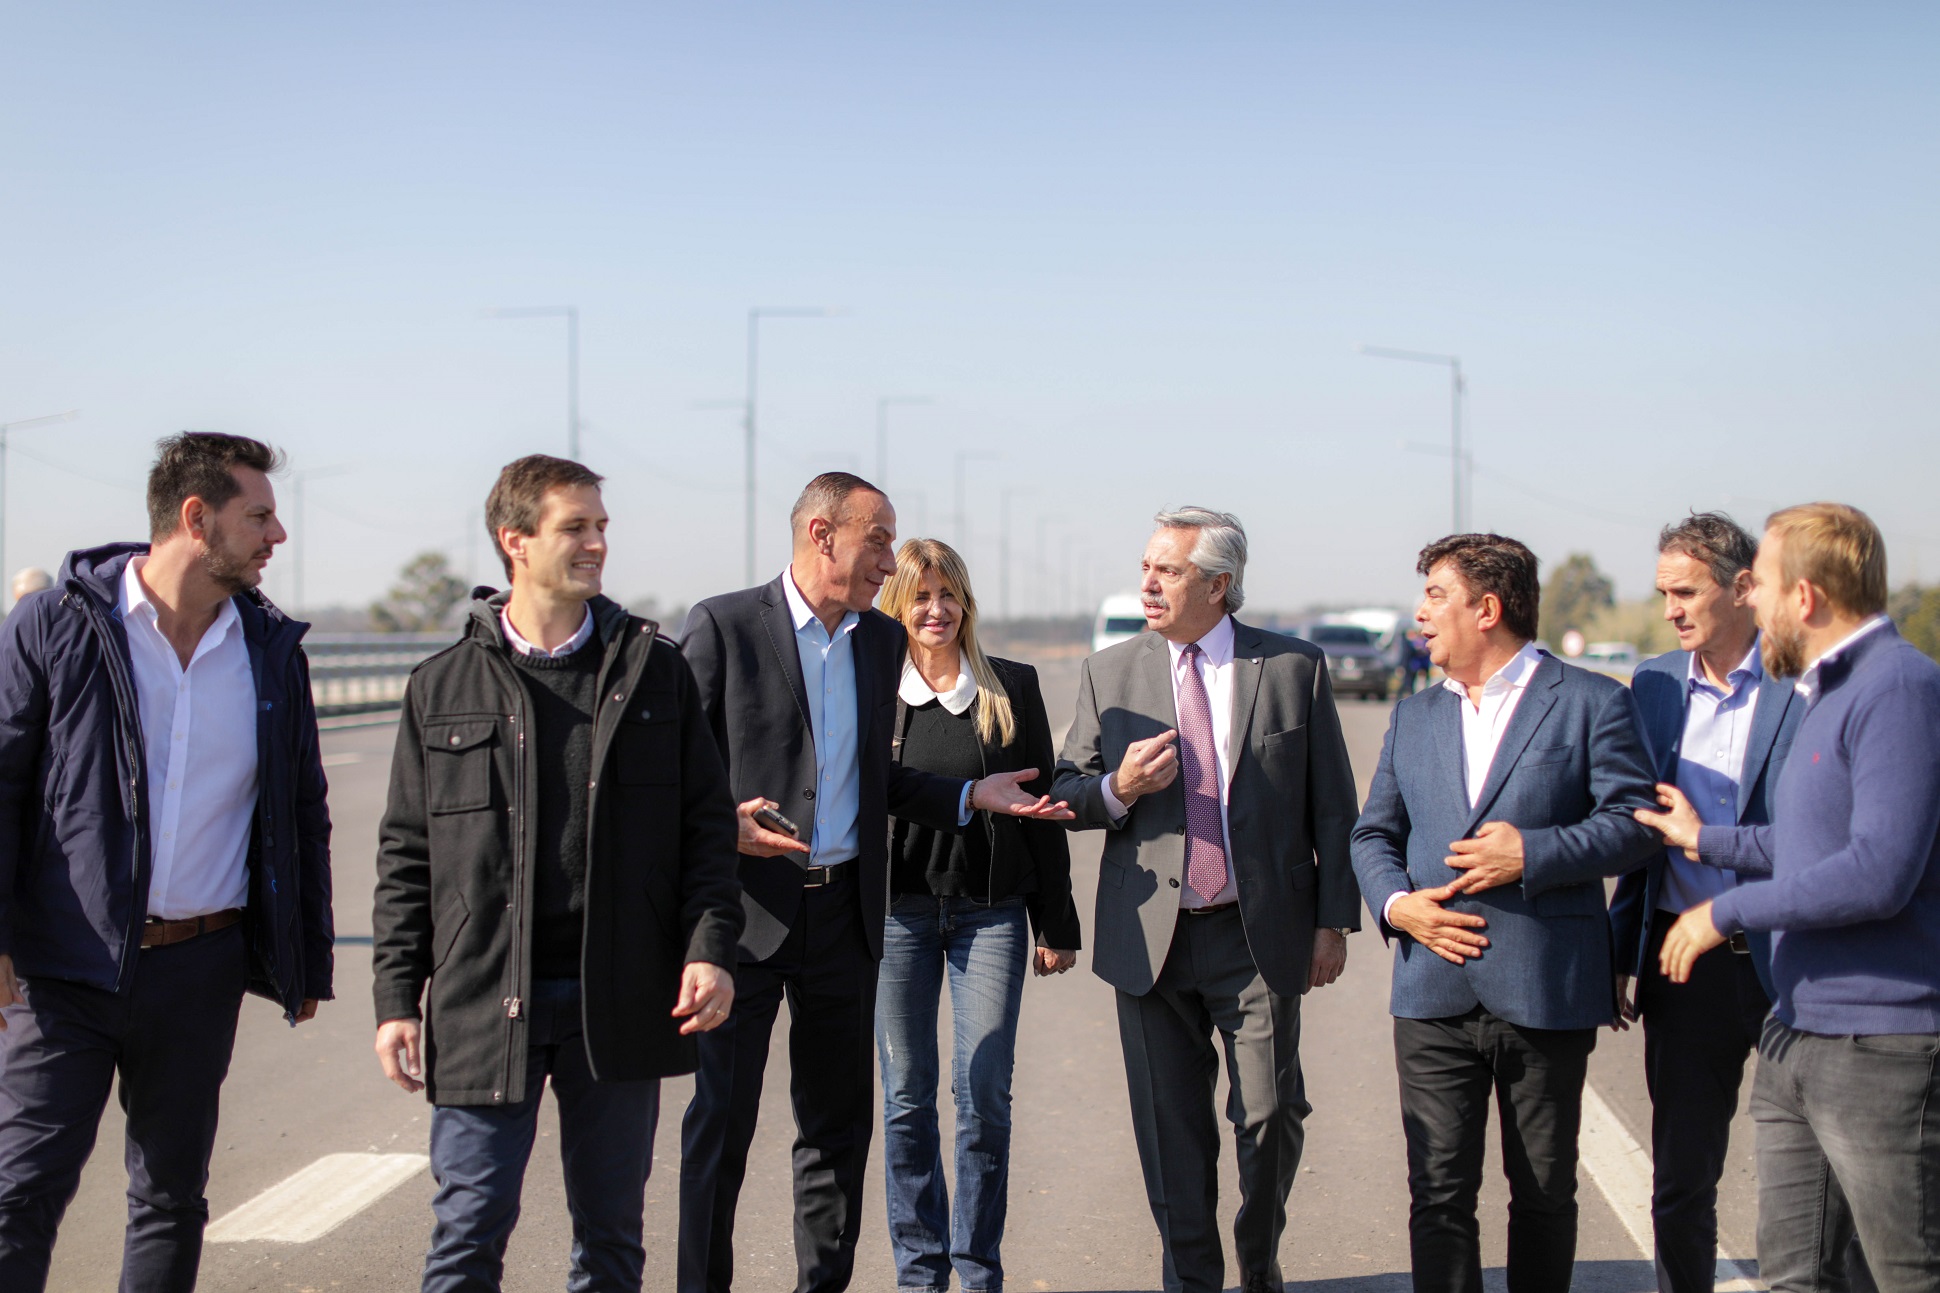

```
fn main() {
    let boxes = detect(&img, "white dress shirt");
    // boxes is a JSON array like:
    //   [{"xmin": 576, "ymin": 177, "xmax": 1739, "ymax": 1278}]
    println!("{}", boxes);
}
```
[
  {"xmin": 501, "ymin": 604, "xmax": 595, "ymax": 658},
  {"xmin": 1796, "ymin": 613, "xmax": 1892, "ymax": 703},
  {"xmin": 1659, "ymin": 640, "xmax": 1762, "ymax": 914},
  {"xmin": 1382, "ymin": 640, "xmax": 1545, "ymax": 926},
  {"xmin": 119, "ymin": 556, "xmax": 259, "ymax": 920},
  {"xmin": 1102, "ymin": 614, "xmax": 1239, "ymax": 907}
]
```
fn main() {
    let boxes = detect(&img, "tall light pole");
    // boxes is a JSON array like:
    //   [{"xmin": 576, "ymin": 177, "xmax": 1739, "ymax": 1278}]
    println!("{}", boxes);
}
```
[
  {"xmin": 0, "ymin": 410, "xmax": 79, "ymax": 601},
  {"xmin": 953, "ymin": 450, "xmax": 998, "ymax": 552},
  {"xmin": 292, "ymin": 465, "xmax": 352, "ymax": 612},
  {"xmin": 483, "ymin": 306, "xmax": 580, "ymax": 458},
  {"xmin": 998, "ymin": 486, "xmax": 1032, "ymax": 623},
  {"xmin": 745, "ymin": 307, "xmax": 832, "ymax": 587},
  {"xmin": 1359, "ymin": 345, "xmax": 1467, "ymax": 532},
  {"xmin": 874, "ymin": 396, "xmax": 931, "ymax": 489}
]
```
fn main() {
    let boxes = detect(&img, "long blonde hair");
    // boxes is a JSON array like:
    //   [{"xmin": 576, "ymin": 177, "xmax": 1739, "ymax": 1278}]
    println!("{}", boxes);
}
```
[{"xmin": 880, "ymin": 538, "xmax": 1016, "ymax": 747}]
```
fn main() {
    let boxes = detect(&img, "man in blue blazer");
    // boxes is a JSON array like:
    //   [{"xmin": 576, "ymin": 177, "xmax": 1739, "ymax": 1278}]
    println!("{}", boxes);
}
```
[
  {"xmin": 1608, "ymin": 513, "xmax": 1802, "ymax": 1293},
  {"xmin": 1352, "ymin": 533, "xmax": 1660, "ymax": 1293}
]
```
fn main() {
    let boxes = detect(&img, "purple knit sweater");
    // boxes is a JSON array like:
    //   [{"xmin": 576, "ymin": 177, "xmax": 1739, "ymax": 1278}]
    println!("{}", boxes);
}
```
[{"xmin": 1702, "ymin": 624, "xmax": 1940, "ymax": 1036}]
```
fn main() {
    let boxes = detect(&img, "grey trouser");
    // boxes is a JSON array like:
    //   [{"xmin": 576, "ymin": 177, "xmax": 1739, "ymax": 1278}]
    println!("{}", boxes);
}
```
[
  {"xmin": 1754, "ymin": 1015, "xmax": 1937, "ymax": 1292},
  {"xmin": 1114, "ymin": 905, "xmax": 1309, "ymax": 1293}
]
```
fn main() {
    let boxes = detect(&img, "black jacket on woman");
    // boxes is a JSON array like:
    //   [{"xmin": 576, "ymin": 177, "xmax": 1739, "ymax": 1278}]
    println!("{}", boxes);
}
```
[
  {"xmin": 372, "ymin": 592, "xmax": 743, "ymax": 1106},
  {"xmin": 892, "ymin": 655, "xmax": 1081, "ymax": 951}
]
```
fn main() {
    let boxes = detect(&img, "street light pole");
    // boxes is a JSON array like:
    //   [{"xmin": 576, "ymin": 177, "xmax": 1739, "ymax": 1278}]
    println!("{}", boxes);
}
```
[
  {"xmin": 292, "ymin": 465, "xmax": 352, "ymax": 612},
  {"xmin": 874, "ymin": 395, "xmax": 931, "ymax": 489},
  {"xmin": 745, "ymin": 307, "xmax": 832, "ymax": 587},
  {"xmin": 0, "ymin": 410, "xmax": 79, "ymax": 603},
  {"xmin": 1359, "ymin": 345, "xmax": 1468, "ymax": 532},
  {"xmin": 482, "ymin": 307, "xmax": 580, "ymax": 458}
]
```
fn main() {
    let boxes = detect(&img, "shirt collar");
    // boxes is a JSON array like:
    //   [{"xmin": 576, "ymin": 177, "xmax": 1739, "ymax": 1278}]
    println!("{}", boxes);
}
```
[
  {"xmin": 1166, "ymin": 614, "xmax": 1236, "ymax": 669},
  {"xmin": 1686, "ymin": 636, "xmax": 1764, "ymax": 696},
  {"xmin": 898, "ymin": 659, "xmax": 979, "ymax": 715},
  {"xmin": 500, "ymin": 604, "xmax": 595, "ymax": 658},
  {"xmin": 1441, "ymin": 640, "xmax": 1544, "ymax": 701},
  {"xmin": 782, "ymin": 567, "xmax": 860, "ymax": 638},
  {"xmin": 1796, "ymin": 613, "xmax": 1892, "ymax": 699},
  {"xmin": 118, "ymin": 554, "xmax": 241, "ymax": 647}
]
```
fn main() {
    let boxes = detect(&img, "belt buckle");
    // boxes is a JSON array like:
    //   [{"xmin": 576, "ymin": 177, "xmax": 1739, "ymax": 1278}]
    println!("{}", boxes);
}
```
[
  {"xmin": 1728, "ymin": 932, "xmax": 1751, "ymax": 954},
  {"xmin": 803, "ymin": 865, "xmax": 831, "ymax": 889}
]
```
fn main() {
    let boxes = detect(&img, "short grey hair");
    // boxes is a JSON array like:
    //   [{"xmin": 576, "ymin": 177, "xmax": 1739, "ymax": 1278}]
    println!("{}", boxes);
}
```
[
  {"xmin": 790, "ymin": 470, "xmax": 883, "ymax": 538},
  {"xmin": 1153, "ymin": 506, "xmax": 1247, "ymax": 613}
]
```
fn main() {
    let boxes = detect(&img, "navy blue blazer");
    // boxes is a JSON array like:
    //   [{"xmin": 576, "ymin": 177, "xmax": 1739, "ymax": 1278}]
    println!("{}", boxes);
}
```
[
  {"xmin": 1351, "ymin": 653, "xmax": 1661, "ymax": 1030},
  {"xmin": 1606, "ymin": 648, "xmax": 1801, "ymax": 998}
]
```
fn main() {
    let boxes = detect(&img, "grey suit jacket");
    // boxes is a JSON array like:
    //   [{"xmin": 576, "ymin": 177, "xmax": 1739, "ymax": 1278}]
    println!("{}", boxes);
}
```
[{"xmin": 1051, "ymin": 620, "xmax": 1362, "ymax": 998}]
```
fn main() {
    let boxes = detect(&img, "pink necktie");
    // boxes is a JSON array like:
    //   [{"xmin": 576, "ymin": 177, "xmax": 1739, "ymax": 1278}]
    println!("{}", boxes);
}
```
[{"xmin": 1176, "ymin": 643, "xmax": 1228, "ymax": 903}]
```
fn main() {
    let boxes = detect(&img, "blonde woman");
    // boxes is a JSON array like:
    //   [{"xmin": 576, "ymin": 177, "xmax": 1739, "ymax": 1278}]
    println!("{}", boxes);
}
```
[{"xmin": 877, "ymin": 538, "xmax": 1080, "ymax": 1293}]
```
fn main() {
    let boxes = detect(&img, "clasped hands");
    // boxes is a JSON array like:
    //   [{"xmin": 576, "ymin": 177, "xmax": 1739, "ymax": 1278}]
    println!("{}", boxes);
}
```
[{"xmin": 1385, "ymin": 821, "xmax": 1525, "ymax": 966}]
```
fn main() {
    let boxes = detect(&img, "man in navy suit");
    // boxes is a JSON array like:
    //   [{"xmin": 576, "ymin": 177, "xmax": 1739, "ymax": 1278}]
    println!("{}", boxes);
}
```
[
  {"xmin": 1352, "ymin": 533, "xmax": 1660, "ymax": 1293},
  {"xmin": 1608, "ymin": 513, "xmax": 1802, "ymax": 1293}
]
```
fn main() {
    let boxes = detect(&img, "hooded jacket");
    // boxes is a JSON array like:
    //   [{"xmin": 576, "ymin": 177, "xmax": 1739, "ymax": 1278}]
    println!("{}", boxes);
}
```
[
  {"xmin": 0, "ymin": 543, "xmax": 333, "ymax": 1019},
  {"xmin": 371, "ymin": 591, "xmax": 743, "ymax": 1105}
]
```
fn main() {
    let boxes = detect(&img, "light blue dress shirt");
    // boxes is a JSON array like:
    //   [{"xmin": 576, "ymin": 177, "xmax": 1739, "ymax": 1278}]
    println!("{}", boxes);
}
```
[
  {"xmin": 780, "ymin": 569, "xmax": 977, "ymax": 868},
  {"xmin": 1660, "ymin": 640, "xmax": 1763, "ymax": 913},
  {"xmin": 782, "ymin": 569, "xmax": 865, "ymax": 866}
]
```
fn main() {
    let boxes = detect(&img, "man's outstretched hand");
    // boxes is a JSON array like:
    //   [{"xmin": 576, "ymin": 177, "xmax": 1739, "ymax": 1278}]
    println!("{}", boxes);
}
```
[
  {"xmin": 971, "ymin": 769, "xmax": 1075, "ymax": 820},
  {"xmin": 1636, "ymin": 783, "xmax": 1704, "ymax": 861}
]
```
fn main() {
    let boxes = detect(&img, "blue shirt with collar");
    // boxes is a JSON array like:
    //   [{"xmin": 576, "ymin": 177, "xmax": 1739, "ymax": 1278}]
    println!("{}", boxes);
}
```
[
  {"xmin": 1660, "ymin": 640, "xmax": 1763, "ymax": 913},
  {"xmin": 781, "ymin": 568, "xmax": 865, "ymax": 867}
]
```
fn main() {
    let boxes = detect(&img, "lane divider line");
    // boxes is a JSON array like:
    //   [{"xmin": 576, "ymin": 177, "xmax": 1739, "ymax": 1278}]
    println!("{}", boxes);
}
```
[
  {"xmin": 1580, "ymin": 1083, "xmax": 1763, "ymax": 1290},
  {"xmin": 207, "ymin": 1152, "xmax": 429, "ymax": 1244}
]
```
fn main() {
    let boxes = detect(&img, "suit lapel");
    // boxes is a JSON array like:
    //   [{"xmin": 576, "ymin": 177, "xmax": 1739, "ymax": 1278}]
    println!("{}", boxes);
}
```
[
  {"xmin": 758, "ymin": 579, "xmax": 814, "ymax": 747},
  {"xmin": 1141, "ymin": 632, "xmax": 1179, "ymax": 731},
  {"xmin": 1737, "ymin": 673, "xmax": 1794, "ymax": 822},
  {"xmin": 1431, "ymin": 684, "xmax": 1468, "ymax": 814},
  {"xmin": 852, "ymin": 613, "xmax": 879, "ymax": 735},
  {"xmin": 1465, "ymin": 655, "xmax": 1562, "ymax": 831},
  {"xmin": 1225, "ymin": 622, "xmax": 1265, "ymax": 785}
]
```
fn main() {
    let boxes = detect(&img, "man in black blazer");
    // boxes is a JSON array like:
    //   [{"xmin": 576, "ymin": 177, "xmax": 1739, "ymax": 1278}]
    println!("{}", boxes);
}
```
[
  {"xmin": 676, "ymin": 472, "xmax": 1070, "ymax": 1293},
  {"xmin": 1609, "ymin": 513, "xmax": 1803, "ymax": 1293}
]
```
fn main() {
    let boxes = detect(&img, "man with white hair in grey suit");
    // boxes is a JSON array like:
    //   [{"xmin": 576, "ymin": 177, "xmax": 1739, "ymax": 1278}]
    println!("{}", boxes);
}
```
[{"xmin": 1052, "ymin": 507, "xmax": 1363, "ymax": 1293}]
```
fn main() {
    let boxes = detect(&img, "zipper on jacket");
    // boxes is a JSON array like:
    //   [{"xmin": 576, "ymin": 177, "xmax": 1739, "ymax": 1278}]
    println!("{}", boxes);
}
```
[
  {"xmin": 479, "ymin": 640, "xmax": 532, "ymax": 1104},
  {"xmin": 505, "ymin": 996, "xmax": 522, "ymax": 1018}
]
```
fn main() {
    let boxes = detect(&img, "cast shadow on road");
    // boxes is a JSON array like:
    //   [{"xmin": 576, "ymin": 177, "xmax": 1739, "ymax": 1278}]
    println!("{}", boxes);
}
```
[{"xmin": 1058, "ymin": 1259, "xmax": 1667, "ymax": 1293}]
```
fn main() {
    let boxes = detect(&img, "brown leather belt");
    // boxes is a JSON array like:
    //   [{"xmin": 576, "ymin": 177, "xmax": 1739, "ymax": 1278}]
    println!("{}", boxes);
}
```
[{"xmin": 142, "ymin": 908, "xmax": 244, "ymax": 949}]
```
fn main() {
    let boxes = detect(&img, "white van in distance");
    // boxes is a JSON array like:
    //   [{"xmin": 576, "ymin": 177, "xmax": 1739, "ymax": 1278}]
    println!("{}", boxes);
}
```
[{"xmin": 1093, "ymin": 593, "xmax": 1148, "ymax": 654}]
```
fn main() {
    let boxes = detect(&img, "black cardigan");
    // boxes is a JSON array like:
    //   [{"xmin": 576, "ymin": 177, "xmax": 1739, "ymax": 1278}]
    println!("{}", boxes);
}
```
[{"xmin": 891, "ymin": 655, "xmax": 1082, "ymax": 951}]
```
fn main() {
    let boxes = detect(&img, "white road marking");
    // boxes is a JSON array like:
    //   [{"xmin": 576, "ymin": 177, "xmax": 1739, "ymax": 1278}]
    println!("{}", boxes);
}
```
[
  {"xmin": 1580, "ymin": 1083, "xmax": 1763, "ymax": 1290},
  {"xmin": 320, "ymin": 752, "xmax": 363, "ymax": 767},
  {"xmin": 206, "ymin": 1152, "xmax": 428, "ymax": 1244}
]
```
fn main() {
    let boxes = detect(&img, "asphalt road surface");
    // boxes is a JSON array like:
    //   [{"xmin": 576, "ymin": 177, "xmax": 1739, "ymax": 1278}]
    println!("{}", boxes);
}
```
[{"xmin": 46, "ymin": 652, "xmax": 1762, "ymax": 1292}]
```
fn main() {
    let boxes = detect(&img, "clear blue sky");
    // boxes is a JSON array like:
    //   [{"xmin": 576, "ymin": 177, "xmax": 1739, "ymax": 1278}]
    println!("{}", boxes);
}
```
[{"xmin": 4, "ymin": 2, "xmax": 1936, "ymax": 618}]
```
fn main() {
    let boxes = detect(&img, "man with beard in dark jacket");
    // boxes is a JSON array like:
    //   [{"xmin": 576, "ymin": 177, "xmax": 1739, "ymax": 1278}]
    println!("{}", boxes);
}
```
[
  {"xmin": 373, "ymin": 455, "xmax": 743, "ymax": 1293},
  {"xmin": 0, "ymin": 432, "xmax": 333, "ymax": 1292}
]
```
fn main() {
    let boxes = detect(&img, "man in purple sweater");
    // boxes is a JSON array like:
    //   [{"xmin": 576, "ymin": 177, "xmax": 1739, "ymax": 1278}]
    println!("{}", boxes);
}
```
[{"xmin": 1641, "ymin": 502, "xmax": 1940, "ymax": 1293}]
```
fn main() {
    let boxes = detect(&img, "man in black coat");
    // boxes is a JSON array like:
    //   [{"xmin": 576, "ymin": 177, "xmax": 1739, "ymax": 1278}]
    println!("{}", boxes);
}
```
[
  {"xmin": 373, "ymin": 456, "xmax": 742, "ymax": 1292},
  {"xmin": 676, "ymin": 471, "xmax": 1071, "ymax": 1293},
  {"xmin": 0, "ymin": 433, "xmax": 332, "ymax": 1293}
]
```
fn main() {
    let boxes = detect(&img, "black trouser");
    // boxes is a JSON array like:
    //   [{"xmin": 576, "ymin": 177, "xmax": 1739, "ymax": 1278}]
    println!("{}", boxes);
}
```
[
  {"xmin": 1394, "ymin": 1006, "xmax": 1596, "ymax": 1293},
  {"xmin": 1638, "ymin": 917, "xmax": 1770, "ymax": 1293},
  {"xmin": 0, "ymin": 924, "xmax": 247, "ymax": 1293},
  {"xmin": 678, "ymin": 872, "xmax": 876, "ymax": 1293}
]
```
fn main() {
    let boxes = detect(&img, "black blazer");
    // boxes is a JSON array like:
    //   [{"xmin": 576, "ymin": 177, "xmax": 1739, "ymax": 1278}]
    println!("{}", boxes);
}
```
[
  {"xmin": 892, "ymin": 655, "xmax": 1082, "ymax": 951},
  {"xmin": 680, "ymin": 576, "xmax": 969, "ymax": 963}
]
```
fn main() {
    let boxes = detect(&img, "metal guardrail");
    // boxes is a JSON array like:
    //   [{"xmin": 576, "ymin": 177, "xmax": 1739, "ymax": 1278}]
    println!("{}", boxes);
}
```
[{"xmin": 305, "ymin": 632, "xmax": 453, "ymax": 719}]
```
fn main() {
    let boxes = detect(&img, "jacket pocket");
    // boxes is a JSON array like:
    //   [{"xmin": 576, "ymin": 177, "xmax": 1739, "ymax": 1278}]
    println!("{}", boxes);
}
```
[
  {"xmin": 425, "ymin": 721, "xmax": 498, "ymax": 813},
  {"xmin": 1261, "ymin": 725, "xmax": 1307, "ymax": 747},
  {"xmin": 431, "ymin": 890, "xmax": 471, "ymax": 971},
  {"xmin": 618, "ymin": 702, "xmax": 678, "ymax": 786},
  {"xmin": 1519, "ymin": 744, "xmax": 1571, "ymax": 768}
]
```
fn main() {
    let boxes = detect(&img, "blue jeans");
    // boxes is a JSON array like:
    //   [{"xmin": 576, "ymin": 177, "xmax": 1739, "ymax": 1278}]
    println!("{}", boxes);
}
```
[
  {"xmin": 876, "ymin": 896, "xmax": 1030, "ymax": 1293},
  {"xmin": 423, "ymin": 979, "xmax": 660, "ymax": 1293}
]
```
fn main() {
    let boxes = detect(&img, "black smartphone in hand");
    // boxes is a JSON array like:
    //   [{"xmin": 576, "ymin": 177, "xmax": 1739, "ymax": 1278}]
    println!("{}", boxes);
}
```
[{"xmin": 753, "ymin": 803, "xmax": 801, "ymax": 839}]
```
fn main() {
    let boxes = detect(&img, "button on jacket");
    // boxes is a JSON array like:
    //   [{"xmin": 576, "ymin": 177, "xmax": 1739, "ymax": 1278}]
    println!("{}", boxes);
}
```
[
  {"xmin": 371, "ymin": 591, "xmax": 744, "ymax": 1105},
  {"xmin": 0, "ymin": 542, "xmax": 332, "ymax": 1018},
  {"xmin": 118, "ymin": 554, "xmax": 258, "ymax": 920}
]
